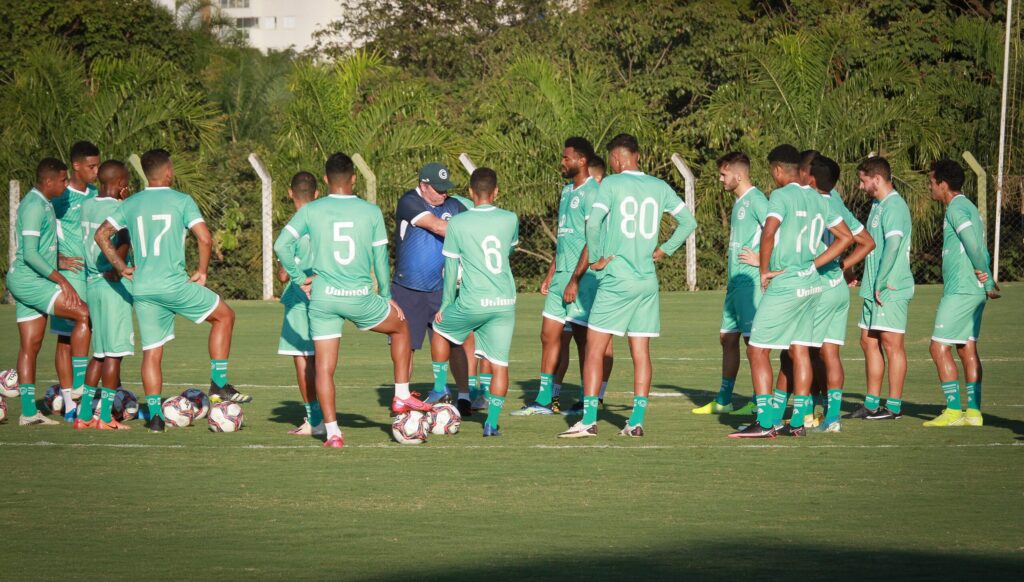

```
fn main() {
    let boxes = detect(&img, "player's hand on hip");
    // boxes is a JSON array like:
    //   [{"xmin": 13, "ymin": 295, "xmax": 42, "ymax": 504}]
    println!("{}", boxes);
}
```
[
  {"xmin": 874, "ymin": 285, "xmax": 894, "ymax": 306},
  {"xmin": 58, "ymin": 253, "xmax": 83, "ymax": 272},
  {"xmin": 652, "ymin": 248, "xmax": 667, "ymax": 262},
  {"xmin": 739, "ymin": 247, "xmax": 759, "ymax": 267},
  {"xmin": 388, "ymin": 299, "xmax": 406, "ymax": 321},
  {"xmin": 301, "ymin": 276, "xmax": 315, "ymax": 298},
  {"xmin": 590, "ymin": 256, "xmax": 614, "ymax": 271},
  {"xmin": 760, "ymin": 269, "xmax": 782, "ymax": 291},
  {"xmin": 540, "ymin": 274, "xmax": 552, "ymax": 295},
  {"xmin": 190, "ymin": 271, "xmax": 208, "ymax": 286},
  {"xmin": 563, "ymin": 278, "xmax": 578, "ymax": 303},
  {"xmin": 975, "ymin": 269, "xmax": 989, "ymax": 284},
  {"xmin": 119, "ymin": 266, "xmax": 135, "ymax": 281},
  {"xmin": 434, "ymin": 311, "xmax": 443, "ymax": 324}
]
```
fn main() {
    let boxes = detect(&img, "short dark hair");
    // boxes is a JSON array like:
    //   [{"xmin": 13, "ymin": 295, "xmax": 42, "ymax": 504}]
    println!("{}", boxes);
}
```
[
  {"xmin": 767, "ymin": 144, "xmax": 801, "ymax": 168},
  {"xmin": 140, "ymin": 149, "xmax": 172, "ymax": 179},
  {"xmin": 588, "ymin": 155, "xmax": 605, "ymax": 172},
  {"xmin": 717, "ymin": 151, "xmax": 750, "ymax": 169},
  {"xmin": 606, "ymin": 133, "xmax": 639, "ymax": 154},
  {"xmin": 36, "ymin": 157, "xmax": 67, "ymax": 181},
  {"xmin": 470, "ymin": 167, "xmax": 498, "ymax": 196},
  {"xmin": 810, "ymin": 155, "xmax": 841, "ymax": 192},
  {"xmin": 98, "ymin": 159, "xmax": 127, "ymax": 183},
  {"xmin": 325, "ymin": 152, "xmax": 355, "ymax": 184},
  {"xmin": 857, "ymin": 156, "xmax": 891, "ymax": 181},
  {"xmin": 800, "ymin": 149, "xmax": 819, "ymax": 169},
  {"xmin": 930, "ymin": 159, "xmax": 965, "ymax": 191},
  {"xmin": 564, "ymin": 137, "xmax": 595, "ymax": 162},
  {"xmin": 290, "ymin": 171, "xmax": 318, "ymax": 200},
  {"xmin": 70, "ymin": 140, "xmax": 100, "ymax": 162}
]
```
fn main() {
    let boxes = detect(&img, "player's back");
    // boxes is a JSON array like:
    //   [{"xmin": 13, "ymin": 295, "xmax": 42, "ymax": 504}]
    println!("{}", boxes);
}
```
[
  {"xmin": 445, "ymin": 205, "xmax": 518, "ymax": 311},
  {"xmin": 767, "ymin": 183, "xmax": 835, "ymax": 274},
  {"xmin": 300, "ymin": 194, "xmax": 388, "ymax": 298},
  {"xmin": 942, "ymin": 195, "xmax": 987, "ymax": 296},
  {"xmin": 80, "ymin": 196, "xmax": 124, "ymax": 279}
]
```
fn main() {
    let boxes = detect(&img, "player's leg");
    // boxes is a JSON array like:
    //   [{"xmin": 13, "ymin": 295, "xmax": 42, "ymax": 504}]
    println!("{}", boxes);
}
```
[
  {"xmin": 868, "ymin": 330, "xmax": 906, "ymax": 420},
  {"xmin": 619, "ymin": 336, "xmax": 651, "ymax": 436},
  {"xmin": 734, "ymin": 345, "xmax": 775, "ymax": 434},
  {"xmin": 958, "ymin": 341, "xmax": 983, "ymax": 426},
  {"xmin": 854, "ymin": 327, "xmax": 885, "ymax": 417},
  {"xmin": 51, "ymin": 291, "xmax": 92, "ymax": 422},
  {"xmin": 462, "ymin": 333, "xmax": 484, "ymax": 414},
  {"xmin": 553, "ymin": 326, "xmax": 571, "ymax": 404},
  {"xmin": 368, "ymin": 301, "xmax": 430, "ymax": 413},
  {"xmin": 140, "ymin": 346, "xmax": 166, "ymax": 432},
  {"xmin": 53, "ymin": 336, "xmax": 74, "ymax": 414},
  {"xmin": 511, "ymin": 316, "xmax": 563, "ymax": 416},
  {"xmin": 203, "ymin": 298, "xmax": 250, "ymax": 403},
  {"xmin": 815, "ymin": 342, "xmax": 845, "ymax": 431},
  {"xmin": 453, "ymin": 333, "xmax": 477, "ymax": 413},
  {"xmin": 75, "ymin": 355, "xmax": 103, "ymax": 428},
  {"xmin": 924, "ymin": 339, "xmax": 964, "ymax": 426},
  {"xmin": 782, "ymin": 344, "xmax": 814, "ymax": 434},
  {"xmin": 134, "ymin": 296, "xmax": 176, "ymax": 432},
  {"xmin": 94, "ymin": 356, "xmax": 129, "ymax": 430},
  {"xmin": 312, "ymin": 337, "xmax": 343, "ymax": 446},
  {"xmin": 557, "ymin": 327, "xmax": 612, "ymax": 437},
  {"xmin": 288, "ymin": 355, "xmax": 324, "ymax": 435},
  {"xmin": 474, "ymin": 310, "xmax": 515, "ymax": 436},
  {"xmin": 772, "ymin": 350, "xmax": 792, "ymax": 427},
  {"xmin": 15, "ymin": 316, "xmax": 58, "ymax": 425},
  {"xmin": 701, "ymin": 287, "xmax": 744, "ymax": 414},
  {"xmin": 563, "ymin": 323, "xmax": 591, "ymax": 416}
]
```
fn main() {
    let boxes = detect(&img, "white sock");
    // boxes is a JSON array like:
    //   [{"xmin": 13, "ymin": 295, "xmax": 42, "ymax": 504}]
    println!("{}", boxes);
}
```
[
  {"xmin": 458, "ymin": 391, "xmax": 470, "ymax": 401},
  {"xmin": 61, "ymin": 389, "xmax": 76, "ymax": 412},
  {"xmin": 599, "ymin": 382, "xmax": 608, "ymax": 399},
  {"xmin": 394, "ymin": 382, "xmax": 411, "ymax": 399},
  {"xmin": 552, "ymin": 383, "xmax": 562, "ymax": 398},
  {"xmin": 325, "ymin": 421, "xmax": 341, "ymax": 438}
]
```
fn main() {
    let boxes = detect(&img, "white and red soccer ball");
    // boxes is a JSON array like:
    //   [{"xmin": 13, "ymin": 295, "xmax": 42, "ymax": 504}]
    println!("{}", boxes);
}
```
[
  {"xmin": 0, "ymin": 369, "xmax": 19, "ymax": 398},
  {"xmin": 392, "ymin": 411, "xmax": 429, "ymax": 444},
  {"xmin": 426, "ymin": 403, "xmax": 461, "ymax": 436},
  {"xmin": 208, "ymin": 402, "xmax": 243, "ymax": 432},
  {"xmin": 161, "ymin": 395, "xmax": 198, "ymax": 428}
]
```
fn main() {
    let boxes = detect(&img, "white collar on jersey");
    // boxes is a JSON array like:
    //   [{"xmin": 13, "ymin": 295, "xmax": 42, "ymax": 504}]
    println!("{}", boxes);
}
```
[
  {"xmin": 67, "ymin": 184, "xmax": 89, "ymax": 195},
  {"xmin": 470, "ymin": 204, "xmax": 497, "ymax": 212},
  {"xmin": 328, "ymin": 194, "xmax": 356, "ymax": 199},
  {"xmin": 569, "ymin": 176, "xmax": 595, "ymax": 192},
  {"xmin": 880, "ymin": 190, "xmax": 899, "ymax": 202},
  {"xmin": 30, "ymin": 188, "xmax": 47, "ymax": 202},
  {"xmin": 143, "ymin": 186, "xmax": 172, "ymax": 191},
  {"xmin": 736, "ymin": 186, "xmax": 756, "ymax": 201},
  {"xmin": 621, "ymin": 170, "xmax": 645, "ymax": 175}
]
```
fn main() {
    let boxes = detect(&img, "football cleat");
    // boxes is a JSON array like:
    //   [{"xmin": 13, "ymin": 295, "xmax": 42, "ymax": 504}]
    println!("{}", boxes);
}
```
[
  {"xmin": 471, "ymin": 395, "xmax": 489, "ymax": 411},
  {"xmin": 562, "ymin": 398, "xmax": 603, "ymax": 416},
  {"xmin": 63, "ymin": 409, "xmax": 78, "ymax": 423},
  {"xmin": 391, "ymin": 394, "xmax": 433, "ymax": 414},
  {"xmin": 866, "ymin": 408, "xmax": 902, "ymax": 421},
  {"xmin": 509, "ymin": 403, "xmax": 555, "ymax": 416},
  {"xmin": 617, "ymin": 424, "xmax": 644, "ymax": 437},
  {"xmin": 557, "ymin": 421, "xmax": 597, "ymax": 438},
  {"xmin": 19, "ymin": 412, "xmax": 58, "ymax": 426},
  {"xmin": 844, "ymin": 404, "xmax": 877, "ymax": 419},
  {"xmin": 727, "ymin": 423, "xmax": 776, "ymax": 439},
  {"xmin": 456, "ymin": 398, "xmax": 473, "ymax": 418},
  {"xmin": 692, "ymin": 401, "xmax": 734, "ymax": 415},
  {"xmin": 922, "ymin": 408, "xmax": 965, "ymax": 427},
  {"xmin": 323, "ymin": 435, "xmax": 345, "ymax": 448},
  {"xmin": 482, "ymin": 424, "xmax": 502, "ymax": 437},
  {"xmin": 808, "ymin": 420, "xmax": 842, "ymax": 433},
  {"xmin": 728, "ymin": 401, "xmax": 757, "ymax": 416},
  {"xmin": 550, "ymin": 396, "xmax": 561, "ymax": 414},
  {"xmin": 95, "ymin": 418, "xmax": 131, "ymax": 430},
  {"xmin": 778, "ymin": 424, "xmax": 806, "ymax": 437},
  {"xmin": 73, "ymin": 418, "xmax": 96, "ymax": 430},
  {"xmin": 145, "ymin": 415, "xmax": 166, "ymax": 433},
  {"xmin": 963, "ymin": 408, "xmax": 983, "ymax": 427},
  {"xmin": 424, "ymin": 389, "xmax": 450, "ymax": 405},
  {"xmin": 288, "ymin": 420, "xmax": 326, "ymax": 436},
  {"xmin": 803, "ymin": 412, "xmax": 822, "ymax": 429},
  {"xmin": 209, "ymin": 383, "xmax": 253, "ymax": 404}
]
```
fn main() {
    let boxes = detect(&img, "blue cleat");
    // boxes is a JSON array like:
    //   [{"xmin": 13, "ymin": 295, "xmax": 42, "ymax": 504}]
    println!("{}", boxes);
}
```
[
  {"xmin": 509, "ymin": 403, "xmax": 554, "ymax": 416},
  {"xmin": 482, "ymin": 424, "xmax": 502, "ymax": 437},
  {"xmin": 64, "ymin": 409, "xmax": 77, "ymax": 423},
  {"xmin": 425, "ymin": 389, "xmax": 450, "ymax": 405}
]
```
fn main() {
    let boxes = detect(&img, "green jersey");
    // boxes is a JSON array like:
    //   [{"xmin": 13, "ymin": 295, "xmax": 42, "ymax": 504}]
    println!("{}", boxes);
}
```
[
  {"xmin": 817, "ymin": 189, "xmax": 864, "ymax": 283},
  {"xmin": 80, "ymin": 196, "xmax": 130, "ymax": 280},
  {"xmin": 106, "ymin": 187, "xmax": 205, "ymax": 296},
  {"xmin": 441, "ymin": 204, "xmax": 519, "ymax": 312},
  {"xmin": 942, "ymin": 195, "xmax": 993, "ymax": 296},
  {"xmin": 585, "ymin": 170, "xmax": 697, "ymax": 281},
  {"xmin": 280, "ymin": 234, "xmax": 313, "ymax": 307},
  {"xmin": 764, "ymin": 183, "xmax": 842, "ymax": 274},
  {"xmin": 727, "ymin": 186, "xmax": 769, "ymax": 288},
  {"xmin": 53, "ymin": 184, "xmax": 97, "ymax": 267},
  {"xmin": 450, "ymin": 194, "xmax": 475, "ymax": 210},
  {"xmin": 276, "ymin": 194, "xmax": 391, "ymax": 301},
  {"xmin": 555, "ymin": 177, "xmax": 598, "ymax": 272},
  {"xmin": 11, "ymin": 188, "xmax": 58, "ymax": 278},
  {"xmin": 859, "ymin": 190, "xmax": 914, "ymax": 300}
]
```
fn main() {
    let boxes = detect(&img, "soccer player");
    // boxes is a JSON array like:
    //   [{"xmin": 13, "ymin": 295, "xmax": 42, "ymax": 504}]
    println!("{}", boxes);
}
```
[
  {"xmin": 50, "ymin": 141, "xmax": 101, "ymax": 420},
  {"xmin": 848, "ymin": 156, "xmax": 914, "ymax": 421},
  {"xmin": 430, "ymin": 167, "xmax": 519, "ymax": 436},
  {"xmin": 558, "ymin": 133, "xmax": 697, "ymax": 438},
  {"xmin": 96, "ymin": 149, "xmax": 245, "ymax": 433},
  {"xmin": 6, "ymin": 158, "xmax": 91, "ymax": 426},
  {"xmin": 923, "ymin": 159, "xmax": 999, "ymax": 427},
  {"xmin": 729, "ymin": 145, "xmax": 853, "ymax": 438},
  {"xmin": 692, "ymin": 151, "xmax": 767, "ymax": 416},
  {"xmin": 277, "ymin": 172, "xmax": 324, "ymax": 436},
  {"xmin": 75, "ymin": 160, "xmax": 135, "ymax": 430},
  {"xmin": 588, "ymin": 155, "xmax": 606, "ymax": 183},
  {"xmin": 513, "ymin": 137, "xmax": 612, "ymax": 416},
  {"xmin": 274, "ymin": 153, "xmax": 430, "ymax": 449}
]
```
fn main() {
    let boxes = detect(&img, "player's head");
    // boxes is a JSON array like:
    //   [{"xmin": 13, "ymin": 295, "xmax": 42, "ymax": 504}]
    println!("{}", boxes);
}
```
[
  {"xmin": 562, "ymin": 136, "xmax": 594, "ymax": 180},
  {"xmin": 716, "ymin": 151, "xmax": 750, "ymax": 194},
  {"xmin": 856, "ymin": 156, "xmax": 892, "ymax": 197},
  {"xmin": 289, "ymin": 171, "xmax": 319, "ymax": 208},
  {"xmin": 324, "ymin": 152, "xmax": 357, "ymax": 194},
  {"xmin": 588, "ymin": 155, "xmax": 606, "ymax": 183},
  {"xmin": 798, "ymin": 149, "xmax": 819, "ymax": 186},
  {"xmin": 69, "ymin": 140, "xmax": 101, "ymax": 185},
  {"xmin": 605, "ymin": 133, "xmax": 639, "ymax": 174},
  {"xmin": 98, "ymin": 159, "xmax": 130, "ymax": 200},
  {"xmin": 36, "ymin": 157, "xmax": 68, "ymax": 197},
  {"xmin": 141, "ymin": 148, "xmax": 174, "ymax": 186},
  {"xmin": 808, "ymin": 155, "xmax": 840, "ymax": 194},
  {"xmin": 767, "ymin": 144, "xmax": 801, "ymax": 186},
  {"xmin": 418, "ymin": 162, "xmax": 454, "ymax": 206},
  {"xmin": 929, "ymin": 159, "xmax": 965, "ymax": 202},
  {"xmin": 469, "ymin": 167, "xmax": 498, "ymax": 205}
]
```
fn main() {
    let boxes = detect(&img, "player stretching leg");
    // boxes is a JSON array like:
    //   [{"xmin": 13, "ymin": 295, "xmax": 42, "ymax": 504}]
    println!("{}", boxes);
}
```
[
  {"xmin": 431, "ymin": 168, "xmax": 519, "ymax": 436},
  {"xmin": 76, "ymin": 160, "xmax": 136, "ymax": 430},
  {"xmin": 924, "ymin": 160, "xmax": 999, "ymax": 427},
  {"xmin": 6, "ymin": 159, "xmax": 91, "ymax": 426},
  {"xmin": 559, "ymin": 134, "xmax": 696, "ymax": 438},
  {"xmin": 97, "ymin": 149, "xmax": 244, "ymax": 433},
  {"xmin": 277, "ymin": 172, "xmax": 325, "ymax": 436},
  {"xmin": 275, "ymin": 153, "xmax": 430, "ymax": 448}
]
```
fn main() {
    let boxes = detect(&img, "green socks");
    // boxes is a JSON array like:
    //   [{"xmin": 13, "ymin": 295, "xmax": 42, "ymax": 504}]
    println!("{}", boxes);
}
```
[
  {"xmin": 98, "ymin": 388, "xmax": 116, "ymax": 423},
  {"xmin": 715, "ymin": 377, "xmax": 736, "ymax": 406},
  {"xmin": 771, "ymin": 389, "xmax": 788, "ymax": 426},
  {"xmin": 825, "ymin": 388, "xmax": 843, "ymax": 424},
  {"xmin": 210, "ymin": 359, "xmax": 229, "ymax": 388},
  {"xmin": 304, "ymin": 401, "xmax": 323, "ymax": 427},
  {"xmin": 72, "ymin": 357, "xmax": 88, "ymax": 390},
  {"xmin": 789, "ymin": 395, "xmax": 812, "ymax": 428},
  {"xmin": 146, "ymin": 394, "xmax": 164, "ymax": 419},
  {"xmin": 582, "ymin": 395, "xmax": 600, "ymax": 425},
  {"xmin": 941, "ymin": 381, "xmax": 960, "ymax": 410},
  {"xmin": 536, "ymin": 373, "xmax": 554, "ymax": 406},
  {"xmin": 430, "ymin": 362, "xmax": 449, "ymax": 395},
  {"xmin": 19, "ymin": 384, "xmax": 37, "ymax": 416},
  {"xmin": 467, "ymin": 376, "xmax": 480, "ymax": 400},
  {"xmin": 628, "ymin": 396, "xmax": 649, "ymax": 427},
  {"xmin": 865, "ymin": 394, "xmax": 881, "ymax": 411},
  {"xmin": 78, "ymin": 385, "xmax": 98, "ymax": 421},
  {"xmin": 485, "ymin": 393, "xmax": 504, "ymax": 429},
  {"xmin": 480, "ymin": 374, "xmax": 493, "ymax": 397},
  {"xmin": 966, "ymin": 382, "xmax": 981, "ymax": 411},
  {"xmin": 755, "ymin": 393, "xmax": 772, "ymax": 429},
  {"xmin": 885, "ymin": 398, "xmax": 902, "ymax": 414}
]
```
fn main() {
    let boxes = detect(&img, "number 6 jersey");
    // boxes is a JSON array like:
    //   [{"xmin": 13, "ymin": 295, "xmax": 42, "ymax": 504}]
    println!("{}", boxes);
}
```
[{"xmin": 440, "ymin": 204, "xmax": 519, "ymax": 313}]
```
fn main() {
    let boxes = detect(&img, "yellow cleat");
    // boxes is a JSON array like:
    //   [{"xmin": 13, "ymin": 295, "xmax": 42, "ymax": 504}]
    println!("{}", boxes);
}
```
[
  {"xmin": 692, "ymin": 401, "xmax": 734, "ymax": 414},
  {"xmin": 727, "ymin": 401, "xmax": 757, "ymax": 416},
  {"xmin": 922, "ymin": 408, "xmax": 965, "ymax": 427},
  {"xmin": 963, "ymin": 408, "xmax": 983, "ymax": 427},
  {"xmin": 804, "ymin": 411, "xmax": 823, "ymax": 429}
]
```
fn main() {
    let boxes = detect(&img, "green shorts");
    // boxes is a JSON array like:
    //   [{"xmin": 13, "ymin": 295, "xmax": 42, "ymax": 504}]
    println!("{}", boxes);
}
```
[
  {"xmin": 720, "ymin": 284, "xmax": 761, "ymax": 336},
  {"xmin": 279, "ymin": 300, "xmax": 314, "ymax": 356},
  {"xmin": 749, "ymin": 269, "xmax": 823, "ymax": 349},
  {"xmin": 858, "ymin": 297, "xmax": 909, "ymax": 334},
  {"xmin": 49, "ymin": 272, "xmax": 87, "ymax": 336},
  {"xmin": 6, "ymin": 268, "xmax": 61, "ymax": 323},
  {"xmin": 434, "ymin": 304, "xmax": 516, "ymax": 367},
  {"xmin": 86, "ymin": 276, "xmax": 135, "ymax": 358},
  {"xmin": 134, "ymin": 282, "xmax": 221, "ymax": 351},
  {"xmin": 811, "ymin": 277, "xmax": 851, "ymax": 346},
  {"xmin": 931, "ymin": 293, "xmax": 986, "ymax": 345},
  {"xmin": 308, "ymin": 294, "xmax": 391, "ymax": 340},
  {"xmin": 542, "ymin": 270, "xmax": 598, "ymax": 326},
  {"xmin": 587, "ymin": 276, "xmax": 660, "ymax": 337}
]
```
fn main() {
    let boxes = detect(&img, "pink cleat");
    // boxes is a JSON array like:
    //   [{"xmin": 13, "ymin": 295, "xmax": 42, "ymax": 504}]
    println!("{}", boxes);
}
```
[
  {"xmin": 391, "ymin": 394, "xmax": 433, "ymax": 414},
  {"xmin": 323, "ymin": 435, "xmax": 345, "ymax": 449}
]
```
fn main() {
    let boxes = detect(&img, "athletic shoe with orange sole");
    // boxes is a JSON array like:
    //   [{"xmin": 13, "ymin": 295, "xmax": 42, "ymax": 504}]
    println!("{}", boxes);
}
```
[
  {"xmin": 323, "ymin": 435, "xmax": 344, "ymax": 448},
  {"xmin": 96, "ymin": 418, "xmax": 132, "ymax": 430},
  {"xmin": 73, "ymin": 418, "xmax": 96, "ymax": 430},
  {"xmin": 391, "ymin": 394, "xmax": 433, "ymax": 414}
]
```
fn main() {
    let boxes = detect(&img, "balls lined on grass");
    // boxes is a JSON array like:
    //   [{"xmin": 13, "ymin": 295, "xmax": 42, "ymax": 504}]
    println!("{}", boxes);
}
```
[
  {"xmin": 161, "ymin": 395, "xmax": 198, "ymax": 428},
  {"xmin": 392, "ymin": 411, "xmax": 429, "ymax": 445},
  {"xmin": 0, "ymin": 369, "xmax": 18, "ymax": 398},
  {"xmin": 427, "ymin": 403, "xmax": 461, "ymax": 435},
  {"xmin": 180, "ymin": 388, "xmax": 210, "ymax": 419},
  {"xmin": 42, "ymin": 385, "xmax": 63, "ymax": 415},
  {"xmin": 208, "ymin": 402, "xmax": 243, "ymax": 432},
  {"xmin": 113, "ymin": 388, "xmax": 139, "ymax": 421}
]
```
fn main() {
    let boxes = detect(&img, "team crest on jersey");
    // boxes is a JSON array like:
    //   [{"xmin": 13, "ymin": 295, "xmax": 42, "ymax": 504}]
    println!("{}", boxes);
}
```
[
  {"xmin": 871, "ymin": 215, "xmax": 880, "ymax": 228},
  {"xmin": 737, "ymin": 207, "xmax": 746, "ymax": 220},
  {"xmin": 570, "ymin": 196, "xmax": 580, "ymax": 209}
]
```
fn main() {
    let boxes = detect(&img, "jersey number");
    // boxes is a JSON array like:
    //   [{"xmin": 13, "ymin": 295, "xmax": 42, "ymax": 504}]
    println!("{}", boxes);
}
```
[
  {"xmin": 482, "ymin": 236, "xmax": 503, "ymax": 275},
  {"xmin": 619, "ymin": 196, "xmax": 659, "ymax": 240},
  {"xmin": 795, "ymin": 214, "xmax": 826, "ymax": 254},
  {"xmin": 136, "ymin": 214, "xmax": 172, "ymax": 258},
  {"xmin": 333, "ymin": 221, "xmax": 355, "ymax": 265}
]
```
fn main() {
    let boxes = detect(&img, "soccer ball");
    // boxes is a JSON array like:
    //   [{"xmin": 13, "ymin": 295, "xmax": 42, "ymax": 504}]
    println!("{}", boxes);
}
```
[
  {"xmin": 112, "ymin": 388, "xmax": 139, "ymax": 421},
  {"xmin": 427, "ymin": 403, "xmax": 461, "ymax": 435},
  {"xmin": 180, "ymin": 388, "xmax": 210, "ymax": 419},
  {"xmin": 392, "ymin": 411, "xmax": 429, "ymax": 445},
  {"xmin": 208, "ymin": 402, "xmax": 243, "ymax": 432},
  {"xmin": 43, "ymin": 385, "xmax": 63, "ymax": 414},
  {"xmin": 0, "ymin": 397, "xmax": 7, "ymax": 423},
  {"xmin": 0, "ymin": 369, "xmax": 18, "ymax": 398},
  {"xmin": 161, "ymin": 395, "xmax": 198, "ymax": 428}
]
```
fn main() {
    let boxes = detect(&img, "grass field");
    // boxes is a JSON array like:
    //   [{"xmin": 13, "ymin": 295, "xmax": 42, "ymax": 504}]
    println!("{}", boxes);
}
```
[{"xmin": 1, "ymin": 284, "xmax": 1022, "ymax": 580}]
